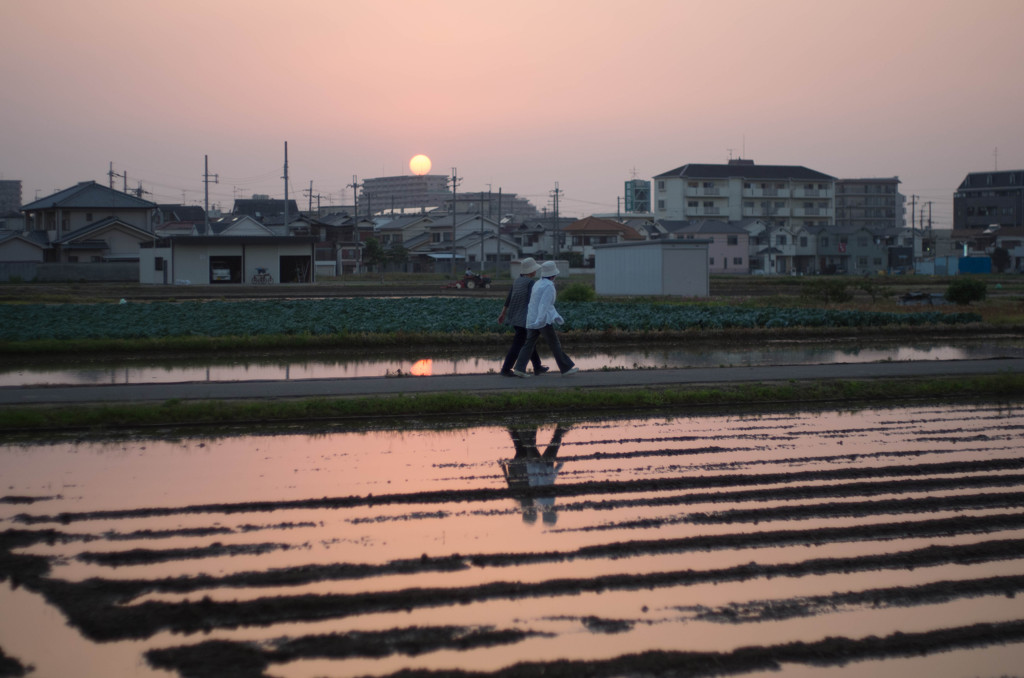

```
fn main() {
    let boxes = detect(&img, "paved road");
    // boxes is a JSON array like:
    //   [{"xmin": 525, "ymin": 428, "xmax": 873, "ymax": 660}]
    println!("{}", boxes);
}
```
[{"xmin": 1, "ymin": 358, "xmax": 1020, "ymax": 405}]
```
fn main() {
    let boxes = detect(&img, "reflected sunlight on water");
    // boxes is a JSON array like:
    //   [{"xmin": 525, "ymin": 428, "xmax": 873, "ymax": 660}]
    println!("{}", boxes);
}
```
[{"xmin": 1, "ymin": 338, "xmax": 1021, "ymax": 387}]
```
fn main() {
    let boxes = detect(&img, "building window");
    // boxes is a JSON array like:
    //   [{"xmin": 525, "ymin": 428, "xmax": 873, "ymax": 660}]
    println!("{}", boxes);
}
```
[
  {"xmin": 657, "ymin": 180, "xmax": 665, "ymax": 190},
  {"xmin": 733, "ymin": 257, "xmax": 743, "ymax": 265},
  {"xmin": 657, "ymin": 199, "xmax": 665, "ymax": 209},
  {"xmin": 800, "ymin": 236, "xmax": 808, "ymax": 247},
  {"xmin": 688, "ymin": 201, "xmax": 698, "ymax": 208},
  {"xmin": 727, "ymin": 235, "xmax": 738, "ymax": 245},
  {"xmin": 821, "ymin": 237, "xmax": 829, "ymax": 247},
  {"xmin": 777, "ymin": 235, "xmax": 787, "ymax": 245},
  {"xmin": 154, "ymin": 257, "xmax": 164, "ymax": 271}
]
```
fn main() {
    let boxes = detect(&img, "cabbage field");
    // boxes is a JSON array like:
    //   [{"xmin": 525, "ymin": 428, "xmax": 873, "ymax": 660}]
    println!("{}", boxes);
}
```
[{"xmin": 0, "ymin": 298, "xmax": 983, "ymax": 342}]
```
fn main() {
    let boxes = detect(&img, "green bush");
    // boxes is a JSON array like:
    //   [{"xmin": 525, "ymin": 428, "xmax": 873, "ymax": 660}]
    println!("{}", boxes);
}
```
[
  {"xmin": 559, "ymin": 282, "xmax": 596, "ymax": 302},
  {"xmin": 945, "ymin": 278, "xmax": 987, "ymax": 305}
]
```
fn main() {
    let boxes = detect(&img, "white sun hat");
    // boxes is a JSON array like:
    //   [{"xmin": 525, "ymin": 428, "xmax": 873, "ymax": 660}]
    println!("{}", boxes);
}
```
[
  {"xmin": 539, "ymin": 261, "xmax": 560, "ymax": 278},
  {"xmin": 519, "ymin": 258, "xmax": 541, "ymax": 274}
]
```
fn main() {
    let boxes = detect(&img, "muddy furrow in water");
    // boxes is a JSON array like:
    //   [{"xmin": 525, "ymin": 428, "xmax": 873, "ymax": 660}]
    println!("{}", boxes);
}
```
[
  {"xmin": 145, "ymin": 618, "xmax": 1024, "ymax": 678},
  {"xmin": 25, "ymin": 536, "xmax": 1024, "ymax": 641},
  {"xmin": 12, "ymin": 455, "xmax": 1024, "ymax": 525}
]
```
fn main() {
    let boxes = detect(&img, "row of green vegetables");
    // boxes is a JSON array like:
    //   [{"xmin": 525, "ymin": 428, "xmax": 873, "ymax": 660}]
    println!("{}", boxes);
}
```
[{"xmin": 0, "ymin": 298, "xmax": 983, "ymax": 342}]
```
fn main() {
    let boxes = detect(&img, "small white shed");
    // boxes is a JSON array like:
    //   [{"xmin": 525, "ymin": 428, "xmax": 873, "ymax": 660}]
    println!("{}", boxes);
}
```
[{"xmin": 594, "ymin": 239, "xmax": 711, "ymax": 297}]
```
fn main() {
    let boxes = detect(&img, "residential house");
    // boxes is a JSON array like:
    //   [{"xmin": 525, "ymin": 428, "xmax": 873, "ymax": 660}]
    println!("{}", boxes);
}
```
[
  {"xmin": 0, "ymin": 231, "xmax": 46, "ymax": 263},
  {"xmin": 53, "ymin": 217, "xmax": 156, "ymax": 264},
  {"xmin": 404, "ymin": 214, "xmax": 511, "ymax": 274},
  {"xmin": 232, "ymin": 197, "xmax": 302, "ymax": 224},
  {"xmin": 743, "ymin": 220, "xmax": 806, "ymax": 274},
  {"xmin": 20, "ymin": 181, "xmax": 157, "ymax": 253},
  {"xmin": 658, "ymin": 220, "xmax": 749, "ymax": 274},
  {"xmin": 562, "ymin": 216, "xmax": 642, "ymax": 267},
  {"xmin": 653, "ymin": 159, "xmax": 835, "ymax": 231}
]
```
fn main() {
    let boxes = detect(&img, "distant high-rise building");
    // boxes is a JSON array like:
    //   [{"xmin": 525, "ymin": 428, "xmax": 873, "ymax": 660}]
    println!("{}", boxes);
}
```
[
  {"xmin": 0, "ymin": 180, "xmax": 22, "ymax": 214},
  {"xmin": 360, "ymin": 175, "xmax": 451, "ymax": 214},
  {"xmin": 451, "ymin": 191, "xmax": 540, "ymax": 221},
  {"xmin": 835, "ymin": 178, "xmax": 904, "ymax": 230},
  {"xmin": 624, "ymin": 179, "xmax": 651, "ymax": 213},
  {"xmin": 954, "ymin": 170, "xmax": 1024, "ymax": 230}
]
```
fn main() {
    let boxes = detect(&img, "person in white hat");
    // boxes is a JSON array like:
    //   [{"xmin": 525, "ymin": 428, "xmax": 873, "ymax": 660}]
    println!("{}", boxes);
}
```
[
  {"xmin": 512, "ymin": 261, "xmax": 579, "ymax": 377},
  {"xmin": 497, "ymin": 258, "xmax": 548, "ymax": 376}
]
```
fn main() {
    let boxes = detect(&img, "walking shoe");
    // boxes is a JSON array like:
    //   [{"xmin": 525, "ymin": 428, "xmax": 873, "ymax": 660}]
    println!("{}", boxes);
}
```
[
  {"xmin": 512, "ymin": 370, "xmax": 533, "ymax": 378},
  {"xmin": 500, "ymin": 370, "xmax": 516, "ymax": 377},
  {"xmin": 535, "ymin": 365, "xmax": 550, "ymax": 374},
  {"xmin": 562, "ymin": 366, "xmax": 580, "ymax": 375}
]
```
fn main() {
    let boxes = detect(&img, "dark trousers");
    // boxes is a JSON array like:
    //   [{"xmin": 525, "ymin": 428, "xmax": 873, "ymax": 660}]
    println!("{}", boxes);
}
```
[
  {"xmin": 501, "ymin": 326, "xmax": 542, "ymax": 373},
  {"xmin": 514, "ymin": 324, "xmax": 575, "ymax": 374}
]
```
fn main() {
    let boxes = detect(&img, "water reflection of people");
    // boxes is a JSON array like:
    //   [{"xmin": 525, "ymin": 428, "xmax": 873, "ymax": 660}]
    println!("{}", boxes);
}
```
[{"xmin": 500, "ymin": 424, "xmax": 569, "ymax": 525}]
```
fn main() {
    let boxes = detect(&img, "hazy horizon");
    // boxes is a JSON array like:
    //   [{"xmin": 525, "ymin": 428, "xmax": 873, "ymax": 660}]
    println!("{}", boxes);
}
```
[{"xmin": 3, "ymin": 0, "xmax": 1022, "ymax": 226}]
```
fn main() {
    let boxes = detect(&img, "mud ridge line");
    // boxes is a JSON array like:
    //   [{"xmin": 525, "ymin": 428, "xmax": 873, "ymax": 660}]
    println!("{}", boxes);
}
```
[
  {"xmin": 686, "ymin": 572, "xmax": 1024, "ymax": 623},
  {"xmin": 64, "ymin": 511, "xmax": 1024, "ymax": 575},
  {"xmin": 539, "ymin": 474, "xmax": 1024, "ymax": 516},
  {"xmin": 28, "ymin": 537, "xmax": 1024, "ymax": 642},
  {"xmin": 683, "ymin": 490, "xmax": 1024, "ymax": 524},
  {"xmin": 14, "ymin": 456, "xmax": 1024, "ymax": 525},
  {"xmin": 141, "ymin": 616, "xmax": 1024, "ymax": 678},
  {"xmin": 161, "ymin": 618, "xmax": 1024, "ymax": 678},
  {"xmin": 23, "ymin": 513, "xmax": 1024, "ymax": 601}
]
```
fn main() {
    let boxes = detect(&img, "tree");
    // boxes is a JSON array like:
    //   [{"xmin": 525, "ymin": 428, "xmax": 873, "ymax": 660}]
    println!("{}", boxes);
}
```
[
  {"xmin": 992, "ymin": 247, "xmax": 1011, "ymax": 273},
  {"xmin": 362, "ymin": 238, "xmax": 409, "ymax": 283},
  {"xmin": 945, "ymin": 278, "xmax": 987, "ymax": 305}
]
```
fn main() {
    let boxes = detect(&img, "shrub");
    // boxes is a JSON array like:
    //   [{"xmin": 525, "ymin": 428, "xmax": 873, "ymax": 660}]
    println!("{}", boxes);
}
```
[
  {"xmin": 945, "ymin": 278, "xmax": 987, "ymax": 305},
  {"xmin": 856, "ymin": 278, "xmax": 892, "ymax": 302},
  {"xmin": 801, "ymin": 279, "xmax": 853, "ymax": 304},
  {"xmin": 559, "ymin": 282, "xmax": 596, "ymax": 302}
]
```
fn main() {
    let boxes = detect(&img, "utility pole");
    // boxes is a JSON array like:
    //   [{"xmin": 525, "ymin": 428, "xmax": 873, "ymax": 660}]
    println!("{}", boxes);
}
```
[
  {"xmin": 909, "ymin": 194, "xmax": 917, "ymax": 267},
  {"xmin": 550, "ymin": 182, "xmax": 561, "ymax": 259},
  {"xmin": 496, "ymin": 188, "xmax": 503, "ymax": 273},
  {"xmin": 449, "ymin": 168, "xmax": 461, "ymax": 278},
  {"xmin": 348, "ymin": 175, "xmax": 361, "ymax": 218},
  {"xmin": 203, "ymin": 155, "xmax": 218, "ymax": 232},
  {"xmin": 282, "ymin": 142, "xmax": 289, "ymax": 230}
]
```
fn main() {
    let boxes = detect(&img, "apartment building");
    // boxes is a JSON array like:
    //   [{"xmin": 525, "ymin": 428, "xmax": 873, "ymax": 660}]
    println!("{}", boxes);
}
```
[
  {"xmin": 653, "ymin": 159, "xmax": 835, "ymax": 230},
  {"xmin": 953, "ymin": 169, "xmax": 1024, "ymax": 230},
  {"xmin": 360, "ymin": 174, "xmax": 451, "ymax": 214},
  {"xmin": 0, "ymin": 180, "xmax": 22, "ymax": 215},
  {"xmin": 835, "ymin": 177, "xmax": 904, "ymax": 230}
]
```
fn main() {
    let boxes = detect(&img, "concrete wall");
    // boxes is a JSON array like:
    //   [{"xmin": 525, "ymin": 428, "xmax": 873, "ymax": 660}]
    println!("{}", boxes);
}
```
[{"xmin": 1, "ymin": 262, "xmax": 140, "ymax": 282}]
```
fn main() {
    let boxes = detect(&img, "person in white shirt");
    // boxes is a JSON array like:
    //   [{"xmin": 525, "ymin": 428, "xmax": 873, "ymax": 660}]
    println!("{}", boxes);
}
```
[{"xmin": 511, "ymin": 261, "xmax": 579, "ymax": 377}]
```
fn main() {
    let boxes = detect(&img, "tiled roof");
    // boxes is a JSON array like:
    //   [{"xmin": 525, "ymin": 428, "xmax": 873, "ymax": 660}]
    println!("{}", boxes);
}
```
[
  {"xmin": 654, "ymin": 163, "xmax": 835, "ymax": 182},
  {"xmin": 564, "ymin": 216, "xmax": 642, "ymax": 239},
  {"xmin": 22, "ymin": 181, "xmax": 158, "ymax": 211}
]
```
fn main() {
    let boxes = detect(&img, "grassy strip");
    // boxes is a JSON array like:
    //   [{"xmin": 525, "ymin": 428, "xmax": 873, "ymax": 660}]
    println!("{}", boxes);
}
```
[
  {"xmin": 1, "ymin": 373, "xmax": 1021, "ymax": 437},
  {"xmin": 1, "ymin": 322, "xmax": 1019, "ymax": 357}
]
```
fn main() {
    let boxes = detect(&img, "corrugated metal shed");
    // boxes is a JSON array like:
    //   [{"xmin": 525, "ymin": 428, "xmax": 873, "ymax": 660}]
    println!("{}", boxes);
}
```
[{"xmin": 594, "ymin": 239, "xmax": 711, "ymax": 297}]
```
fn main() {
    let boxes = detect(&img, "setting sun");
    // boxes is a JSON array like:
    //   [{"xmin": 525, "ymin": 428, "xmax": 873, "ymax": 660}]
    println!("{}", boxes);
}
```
[{"xmin": 409, "ymin": 154, "xmax": 432, "ymax": 175}]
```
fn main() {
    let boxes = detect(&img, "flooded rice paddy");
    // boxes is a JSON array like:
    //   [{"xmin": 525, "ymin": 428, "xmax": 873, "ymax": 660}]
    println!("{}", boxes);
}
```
[
  {"xmin": 1, "ymin": 337, "xmax": 1021, "ymax": 387},
  {"xmin": 2, "ymin": 401, "xmax": 1024, "ymax": 677}
]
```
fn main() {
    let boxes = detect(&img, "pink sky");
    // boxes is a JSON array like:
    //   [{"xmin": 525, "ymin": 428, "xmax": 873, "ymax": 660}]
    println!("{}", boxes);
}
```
[{"xmin": 2, "ymin": 0, "xmax": 1022, "ymax": 225}]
